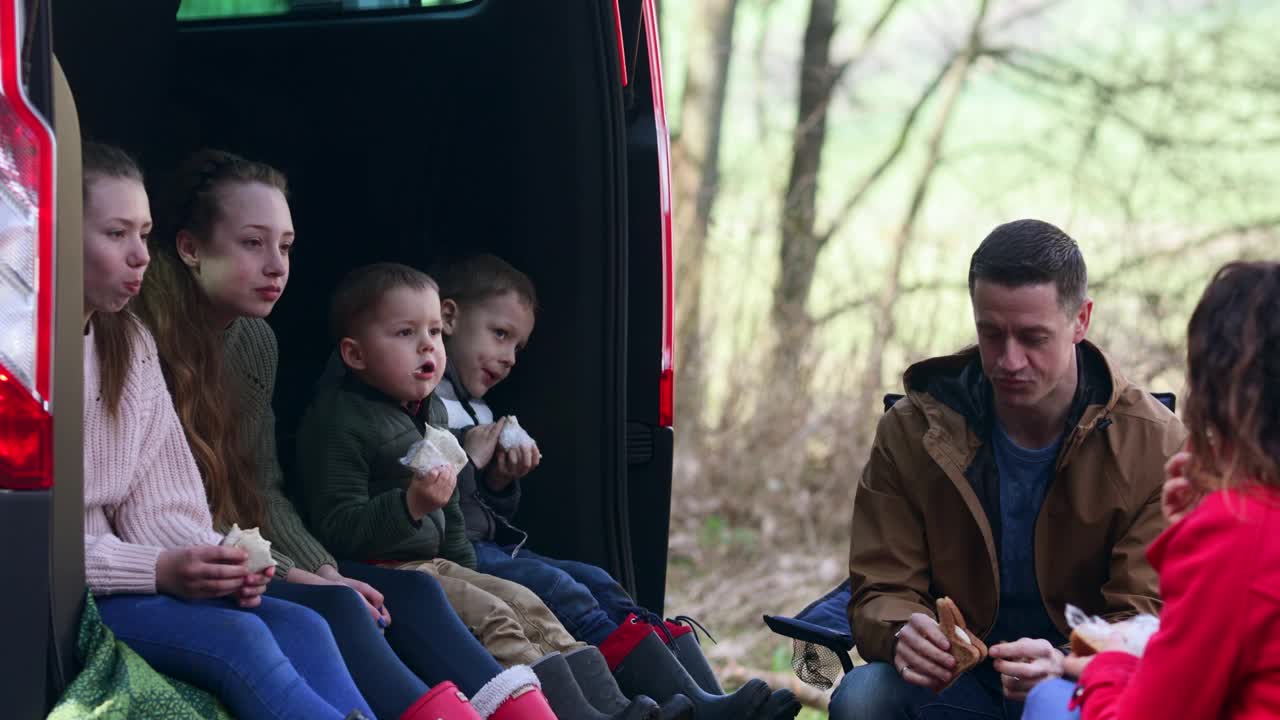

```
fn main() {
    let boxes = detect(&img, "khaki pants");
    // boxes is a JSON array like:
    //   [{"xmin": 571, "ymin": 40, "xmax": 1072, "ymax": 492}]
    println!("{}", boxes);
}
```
[{"xmin": 396, "ymin": 558, "xmax": 587, "ymax": 667}]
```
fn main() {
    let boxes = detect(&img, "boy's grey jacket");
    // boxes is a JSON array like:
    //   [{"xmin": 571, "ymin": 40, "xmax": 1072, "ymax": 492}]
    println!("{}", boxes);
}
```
[{"xmin": 441, "ymin": 365, "xmax": 530, "ymax": 552}]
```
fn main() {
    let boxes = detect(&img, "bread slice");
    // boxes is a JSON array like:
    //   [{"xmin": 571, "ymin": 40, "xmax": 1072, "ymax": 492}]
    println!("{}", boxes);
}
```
[
  {"xmin": 1069, "ymin": 624, "xmax": 1109, "ymax": 656},
  {"xmin": 937, "ymin": 597, "xmax": 988, "ymax": 686}
]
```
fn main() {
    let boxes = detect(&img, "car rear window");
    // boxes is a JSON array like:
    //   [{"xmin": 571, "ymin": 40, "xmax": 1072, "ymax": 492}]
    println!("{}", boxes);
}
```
[{"xmin": 178, "ymin": 0, "xmax": 476, "ymax": 22}]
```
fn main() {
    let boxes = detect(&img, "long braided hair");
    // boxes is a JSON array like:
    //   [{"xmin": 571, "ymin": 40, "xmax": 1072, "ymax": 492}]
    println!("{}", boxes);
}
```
[{"xmin": 135, "ymin": 149, "xmax": 288, "ymax": 530}]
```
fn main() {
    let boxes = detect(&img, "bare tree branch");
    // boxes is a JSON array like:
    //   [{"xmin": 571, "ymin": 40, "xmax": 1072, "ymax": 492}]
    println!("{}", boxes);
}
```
[
  {"xmin": 812, "ymin": 281, "xmax": 967, "ymax": 326},
  {"xmin": 827, "ymin": 0, "xmax": 905, "ymax": 91},
  {"xmin": 790, "ymin": 0, "xmax": 906, "ymax": 157},
  {"xmin": 1092, "ymin": 217, "xmax": 1280, "ymax": 288},
  {"xmin": 815, "ymin": 54, "xmax": 956, "ymax": 247},
  {"xmin": 989, "ymin": 0, "xmax": 1071, "ymax": 32},
  {"xmin": 986, "ymin": 45, "xmax": 1280, "ymax": 151},
  {"xmin": 751, "ymin": 0, "xmax": 783, "ymax": 144},
  {"xmin": 856, "ymin": 0, "xmax": 991, "ymax": 409}
]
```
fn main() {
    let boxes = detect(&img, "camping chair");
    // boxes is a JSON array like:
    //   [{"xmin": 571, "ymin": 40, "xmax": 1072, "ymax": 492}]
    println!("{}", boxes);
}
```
[{"xmin": 762, "ymin": 391, "xmax": 1177, "ymax": 689}]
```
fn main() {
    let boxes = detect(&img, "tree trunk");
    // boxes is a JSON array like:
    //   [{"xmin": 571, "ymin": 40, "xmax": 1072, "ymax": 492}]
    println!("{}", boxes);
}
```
[
  {"xmin": 671, "ymin": 0, "xmax": 739, "ymax": 442},
  {"xmin": 768, "ymin": 0, "xmax": 839, "ymax": 392}
]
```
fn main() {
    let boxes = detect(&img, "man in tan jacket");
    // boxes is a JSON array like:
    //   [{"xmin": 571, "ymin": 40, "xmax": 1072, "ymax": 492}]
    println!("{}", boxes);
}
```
[{"xmin": 828, "ymin": 220, "xmax": 1186, "ymax": 720}]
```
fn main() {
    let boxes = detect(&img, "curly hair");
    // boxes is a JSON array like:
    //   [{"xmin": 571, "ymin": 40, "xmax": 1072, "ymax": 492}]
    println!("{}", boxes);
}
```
[
  {"xmin": 1183, "ymin": 260, "xmax": 1280, "ymax": 491},
  {"xmin": 134, "ymin": 149, "xmax": 287, "ymax": 530}
]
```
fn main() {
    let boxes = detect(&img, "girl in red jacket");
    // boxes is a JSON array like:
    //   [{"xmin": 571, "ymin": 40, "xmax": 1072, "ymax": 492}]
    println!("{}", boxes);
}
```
[{"xmin": 1025, "ymin": 260, "xmax": 1280, "ymax": 720}]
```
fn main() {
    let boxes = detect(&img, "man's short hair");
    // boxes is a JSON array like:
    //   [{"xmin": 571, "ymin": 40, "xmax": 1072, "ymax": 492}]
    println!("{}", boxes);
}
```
[
  {"xmin": 330, "ymin": 262, "xmax": 438, "ymax": 340},
  {"xmin": 968, "ymin": 219, "xmax": 1088, "ymax": 311},
  {"xmin": 434, "ymin": 254, "xmax": 538, "ymax": 312}
]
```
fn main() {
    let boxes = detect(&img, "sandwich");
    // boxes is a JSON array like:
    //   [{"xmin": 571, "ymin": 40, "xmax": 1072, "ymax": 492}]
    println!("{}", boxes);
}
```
[
  {"xmin": 405, "ymin": 425, "xmax": 470, "ymax": 474},
  {"xmin": 221, "ymin": 523, "xmax": 277, "ymax": 574},
  {"xmin": 1070, "ymin": 624, "xmax": 1111, "ymax": 656},
  {"xmin": 937, "ymin": 596, "xmax": 988, "ymax": 685},
  {"xmin": 498, "ymin": 415, "xmax": 537, "ymax": 450}
]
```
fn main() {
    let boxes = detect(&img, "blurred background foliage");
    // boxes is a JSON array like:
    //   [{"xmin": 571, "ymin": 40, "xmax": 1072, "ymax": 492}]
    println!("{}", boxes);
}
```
[{"xmin": 658, "ymin": 1, "xmax": 1279, "ymax": 711}]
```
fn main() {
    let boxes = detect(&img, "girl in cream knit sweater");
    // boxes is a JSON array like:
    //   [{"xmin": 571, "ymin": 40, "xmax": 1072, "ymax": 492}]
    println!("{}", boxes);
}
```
[{"xmin": 81, "ymin": 143, "xmax": 372, "ymax": 720}]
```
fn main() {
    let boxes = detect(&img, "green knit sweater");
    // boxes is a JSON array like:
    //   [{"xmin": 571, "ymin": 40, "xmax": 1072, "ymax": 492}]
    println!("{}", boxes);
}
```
[
  {"xmin": 224, "ymin": 318, "xmax": 337, "ymax": 577},
  {"xmin": 294, "ymin": 370, "xmax": 476, "ymax": 567}
]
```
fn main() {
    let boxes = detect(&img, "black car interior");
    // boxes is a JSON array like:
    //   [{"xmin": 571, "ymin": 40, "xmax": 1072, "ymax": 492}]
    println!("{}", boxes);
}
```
[{"xmin": 30, "ymin": 0, "xmax": 674, "ymax": 710}]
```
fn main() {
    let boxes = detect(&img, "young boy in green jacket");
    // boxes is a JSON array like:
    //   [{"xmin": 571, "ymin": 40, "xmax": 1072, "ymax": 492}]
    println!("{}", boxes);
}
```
[
  {"xmin": 295, "ymin": 262, "xmax": 582, "ymax": 670},
  {"xmin": 434, "ymin": 255, "xmax": 799, "ymax": 720},
  {"xmin": 295, "ymin": 263, "xmax": 682, "ymax": 720}
]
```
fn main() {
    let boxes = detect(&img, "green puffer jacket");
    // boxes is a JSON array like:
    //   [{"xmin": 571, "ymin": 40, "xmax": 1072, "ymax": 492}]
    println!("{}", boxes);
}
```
[{"xmin": 295, "ymin": 372, "xmax": 476, "ymax": 568}]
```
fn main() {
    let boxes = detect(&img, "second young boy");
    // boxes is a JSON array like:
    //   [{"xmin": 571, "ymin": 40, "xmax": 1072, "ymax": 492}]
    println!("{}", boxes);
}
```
[{"xmin": 435, "ymin": 255, "xmax": 800, "ymax": 720}]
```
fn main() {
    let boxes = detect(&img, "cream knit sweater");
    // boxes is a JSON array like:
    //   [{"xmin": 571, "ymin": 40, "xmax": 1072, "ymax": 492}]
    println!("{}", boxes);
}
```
[{"xmin": 83, "ymin": 321, "xmax": 224, "ymax": 595}]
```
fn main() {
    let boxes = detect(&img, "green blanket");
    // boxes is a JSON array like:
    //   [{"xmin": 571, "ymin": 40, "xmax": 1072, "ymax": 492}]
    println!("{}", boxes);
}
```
[{"xmin": 48, "ymin": 593, "xmax": 232, "ymax": 720}]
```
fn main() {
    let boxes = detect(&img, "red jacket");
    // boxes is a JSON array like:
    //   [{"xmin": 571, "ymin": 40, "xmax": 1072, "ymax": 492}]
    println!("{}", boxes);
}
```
[{"xmin": 1075, "ymin": 486, "xmax": 1280, "ymax": 719}]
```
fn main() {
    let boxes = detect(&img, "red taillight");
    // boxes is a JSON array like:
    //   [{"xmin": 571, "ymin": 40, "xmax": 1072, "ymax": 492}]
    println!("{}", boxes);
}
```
[
  {"xmin": 0, "ymin": 0, "xmax": 56, "ymax": 490},
  {"xmin": 611, "ymin": 0, "xmax": 629, "ymax": 87},
  {"xmin": 0, "ymin": 370, "xmax": 52, "ymax": 489},
  {"xmin": 643, "ymin": 0, "xmax": 673, "ymax": 428}
]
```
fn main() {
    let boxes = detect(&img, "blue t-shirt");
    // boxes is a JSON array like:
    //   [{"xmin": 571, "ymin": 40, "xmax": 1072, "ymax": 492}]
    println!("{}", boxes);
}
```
[{"xmin": 987, "ymin": 422, "xmax": 1066, "ymax": 646}]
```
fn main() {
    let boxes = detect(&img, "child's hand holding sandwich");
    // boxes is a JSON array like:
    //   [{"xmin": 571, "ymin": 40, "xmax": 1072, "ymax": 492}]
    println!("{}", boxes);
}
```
[{"xmin": 406, "ymin": 465, "xmax": 458, "ymax": 519}]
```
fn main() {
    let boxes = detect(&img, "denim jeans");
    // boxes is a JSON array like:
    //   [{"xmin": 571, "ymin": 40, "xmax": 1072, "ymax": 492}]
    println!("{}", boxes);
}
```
[
  {"xmin": 266, "ymin": 579, "xmax": 427, "ymax": 718},
  {"xmin": 337, "ymin": 561, "xmax": 505, "ymax": 696},
  {"xmin": 1022, "ymin": 679, "xmax": 1081, "ymax": 720},
  {"xmin": 828, "ymin": 661, "xmax": 1025, "ymax": 720},
  {"xmin": 96, "ymin": 593, "xmax": 372, "ymax": 720},
  {"xmin": 473, "ymin": 541, "xmax": 644, "ymax": 646}
]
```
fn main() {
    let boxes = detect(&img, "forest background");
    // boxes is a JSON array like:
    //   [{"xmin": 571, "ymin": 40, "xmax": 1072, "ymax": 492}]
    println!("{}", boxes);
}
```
[{"xmin": 658, "ymin": 0, "xmax": 1278, "ymax": 714}]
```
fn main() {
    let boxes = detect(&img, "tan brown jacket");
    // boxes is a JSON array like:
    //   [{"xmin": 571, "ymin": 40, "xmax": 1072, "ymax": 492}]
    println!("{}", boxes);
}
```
[{"xmin": 847, "ymin": 341, "xmax": 1187, "ymax": 663}]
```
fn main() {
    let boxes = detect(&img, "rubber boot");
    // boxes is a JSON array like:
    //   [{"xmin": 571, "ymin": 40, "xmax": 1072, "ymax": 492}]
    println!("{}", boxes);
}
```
[
  {"xmin": 532, "ymin": 651, "xmax": 660, "ymax": 720},
  {"xmin": 664, "ymin": 617, "xmax": 799, "ymax": 719},
  {"xmin": 654, "ymin": 696, "xmax": 696, "ymax": 720},
  {"xmin": 401, "ymin": 681, "xmax": 483, "ymax": 720},
  {"xmin": 754, "ymin": 688, "xmax": 802, "ymax": 719},
  {"xmin": 665, "ymin": 624, "xmax": 724, "ymax": 694},
  {"xmin": 564, "ymin": 646, "xmax": 695, "ymax": 720},
  {"xmin": 470, "ymin": 666, "xmax": 557, "ymax": 720},
  {"xmin": 603, "ymin": 618, "xmax": 771, "ymax": 720}
]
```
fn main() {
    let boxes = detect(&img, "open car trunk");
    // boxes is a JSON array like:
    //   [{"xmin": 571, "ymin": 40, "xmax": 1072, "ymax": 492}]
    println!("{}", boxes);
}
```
[{"xmin": 0, "ymin": 0, "xmax": 675, "ymax": 712}]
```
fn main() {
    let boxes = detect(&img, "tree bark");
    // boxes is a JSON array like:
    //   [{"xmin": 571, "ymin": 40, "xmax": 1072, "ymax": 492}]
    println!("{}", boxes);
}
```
[
  {"xmin": 768, "ymin": 0, "xmax": 903, "ymax": 392},
  {"xmin": 671, "ymin": 0, "xmax": 739, "ymax": 440},
  {"xmin": 768, "ymin": 0, "xmax": 839, "ymax": 390}
]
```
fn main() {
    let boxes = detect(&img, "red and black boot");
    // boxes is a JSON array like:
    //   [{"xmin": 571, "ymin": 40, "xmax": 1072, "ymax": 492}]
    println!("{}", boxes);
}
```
[
  {"xmin": 664, "ymin": 617, "xmax": 801, "ymax": 719},
  {"xmin": 602, "ymin": 614, "xmax": 771, "ymax": 720}
]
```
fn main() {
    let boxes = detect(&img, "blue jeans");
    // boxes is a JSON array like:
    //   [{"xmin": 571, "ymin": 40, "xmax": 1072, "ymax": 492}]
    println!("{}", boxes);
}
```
[
  {"xmin": 473, "ymin": 541, "xmax": 643, "ymax": 645},
  {"xmin": 266, "ymin": 579, "xmax": 426, "ymax": 718},
  {"xmin": 1022, "ymin": 679, "xmax": 1081, "ymax": 720},
  {"xmin": 96, "ymin": 593, "xmax": 372, "ymax": 720},
  {"xmin": 828, "ymin": 661, "xmax": 1024, "ymax": 720},
  {"xmin": 337, "ymin": 561, "xmax": 505, "ymax": 696}
]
